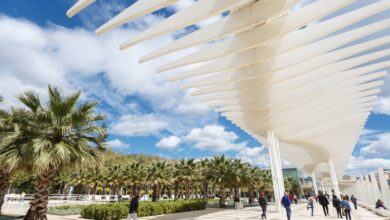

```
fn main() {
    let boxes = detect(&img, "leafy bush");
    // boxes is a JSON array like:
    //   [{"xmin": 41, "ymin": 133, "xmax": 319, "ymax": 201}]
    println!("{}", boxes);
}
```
[
  {"xmin": 47, "ymin": 205, "xmax": 85, "ymax": 216},
  {"xmin": 81, "ymin": 200, "xmax": 206, "ymax": 220}
]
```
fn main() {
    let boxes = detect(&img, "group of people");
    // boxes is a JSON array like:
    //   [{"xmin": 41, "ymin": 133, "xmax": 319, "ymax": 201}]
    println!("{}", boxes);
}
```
[{"xmin": 257, "ymin": 192, "xmax": 361, "ymax": 220}]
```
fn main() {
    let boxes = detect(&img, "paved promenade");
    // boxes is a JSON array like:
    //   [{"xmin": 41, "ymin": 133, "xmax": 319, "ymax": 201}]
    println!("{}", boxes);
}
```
[
  {"xmin": 2, "ymin": 202, "xmax": 388, "ymax": 220},
  {"xmin": 143, "ymin": 203, "xmax": 389, "ymax": 220}
]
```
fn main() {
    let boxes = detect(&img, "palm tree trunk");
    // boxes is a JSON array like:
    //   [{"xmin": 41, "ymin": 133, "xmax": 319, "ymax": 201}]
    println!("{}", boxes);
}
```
[
  {"xmin": 156, "ymin": 183, "xmax": 161, "ymax": 201},
  {"xmin": 131, "ymin": 184, "xmax": 137, "ymax": 194},
  {"xmin": 0, "ymin": 170, "xmax": 10, "ymax": 214},
  {"xmin": 248, "ymin": 186, "xmax": 254, "ymax": 204},
  {"xmin": 24, "ymin": 169, "xmax": 56, "ymax": 220},
  {"xmin": 202, "ymin": 181, "xmax": 208, "ymax": 202},
  {"xmin": 219, "ymin": 185, "xmax": 226, "ymax": 208},
  {"xmin": 233, "ymin": 186, "xmax": 239, "ymax": 199},
  {"xmin": 185, "ymin": 180, "xmax": 190, "ymax": 200},
  {"xmin": 152, "ymin": 185, "xmax": 157, "ymax": 202},
  {"xmin": 174, "ymin": 182, "xmax": 179, "ymax": 201}
]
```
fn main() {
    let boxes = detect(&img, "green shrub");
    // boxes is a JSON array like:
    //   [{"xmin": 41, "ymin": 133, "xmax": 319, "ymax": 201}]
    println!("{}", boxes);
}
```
[
  {"xmin": 81, "ymin": 200, "xmax": 206, "ymax": 220},
  {"xmin": 47, "ymin": 205, "xmax": 85, "ymax": 216}
]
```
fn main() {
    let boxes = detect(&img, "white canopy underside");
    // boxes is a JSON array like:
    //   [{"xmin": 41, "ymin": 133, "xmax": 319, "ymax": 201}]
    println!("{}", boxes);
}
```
[{"xmin": 67, "ymin": 0, "xmax": 390, "ymax": 184}]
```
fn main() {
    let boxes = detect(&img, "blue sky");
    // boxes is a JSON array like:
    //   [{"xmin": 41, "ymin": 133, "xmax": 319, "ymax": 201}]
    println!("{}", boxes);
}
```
[{"xmin": 0, "ymin": 0, "xmax": 389, "ymax": 175}]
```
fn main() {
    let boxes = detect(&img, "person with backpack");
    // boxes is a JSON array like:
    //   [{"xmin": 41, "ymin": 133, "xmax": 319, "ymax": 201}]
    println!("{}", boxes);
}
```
[
  {"xmin": 332, "ymin": 195, "xmax": 342, "ymax": 218},
  {"xmin": 258, "ymin": 192, "xmax": 268, "ymax": 219},
  {"xmin": 340, "ymin": 196, "xmax": 352, "ymax": 220},
  {"xmin": 307, "ymin": 194, "xmax": 315, "ymax": 216}
]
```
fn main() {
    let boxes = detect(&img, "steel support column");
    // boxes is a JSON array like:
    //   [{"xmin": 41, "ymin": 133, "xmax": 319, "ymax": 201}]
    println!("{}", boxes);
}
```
[
  {"xmin": 328, "ymin": 159, "xmax": 341, "ymax": 199},
  {"xmin": 312, "ymin": 172, "xmax": 319, "ymax": 195},
  {"xmin": 267, "ymin": 130, "xmax": 285, "ymax": 214}
]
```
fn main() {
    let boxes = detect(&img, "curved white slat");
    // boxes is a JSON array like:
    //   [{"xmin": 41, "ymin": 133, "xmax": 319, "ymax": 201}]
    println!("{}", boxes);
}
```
[
  {"xmin": 177, "ymin": 19, "xmax": 389, "ymax": 79},
  {"xmin": 149, "ymin": 0, "xmax": 357, "ymax": 67},
  {"xmin": 66, "ymin": 0, "xmax": 95, "ymax": 18},
  {"xmin": 96, "ymin": 0, "xmax": 179, "ymax": 35},
  {"xmin": 119, "ymin": 0, "xmax": 253, "ymax": 49}
]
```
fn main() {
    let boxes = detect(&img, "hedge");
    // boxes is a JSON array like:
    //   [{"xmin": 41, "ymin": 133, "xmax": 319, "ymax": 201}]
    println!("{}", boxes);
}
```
[
  {"xmin": 47, "ymin": 205, "xmax": 85, "ymax": 216},
  {"xmin": 81, "ymin": 200, "xmax": 206, "ymax": 220}
]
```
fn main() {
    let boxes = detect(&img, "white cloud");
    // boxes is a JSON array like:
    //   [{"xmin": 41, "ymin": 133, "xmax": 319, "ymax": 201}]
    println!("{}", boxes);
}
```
[
  {"xmin": 106, "ymin": 139, "xmax": 129, "ymax": 149},
  {"xmin": 346, "ymin": 156, "xmax": 390, "ymax": 175},
  {"xmin": 156, "ymin": 136, "xmax": 181, "ymax": 150},
  {"xmin": 357, "ymin": 129, "xmax": 382, "ymax": 145},
  {"xmin": 110, "ymin": 114, "xmax": 168, "ymax": 137},
  {"xmin": 360, "ymin": 132, "xmax": 390, "ymax": 157},
  {"xmin": 236, "ymin": 146, "xmax": 270, "ymax": 168},
  {"xmin": 184, "ymin": 124, "xmax": 247, "ymax": 152},
  {"xmin": 373, "ymin": 71, "xmax": 390, "ymax": 115},
  {"xmin": 0, "ymin": 15, "xmax": 217, "ymax": 134}
]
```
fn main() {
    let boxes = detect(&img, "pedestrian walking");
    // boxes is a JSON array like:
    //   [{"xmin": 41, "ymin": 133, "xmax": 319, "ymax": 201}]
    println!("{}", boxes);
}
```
[
  {"xmin": 258, "ymin": 192, "xmax": 268, "ymax": 219},
  {"xmin": 127, "ymin": 192, "xmax": 139, "ymax": 220},
  {"xmin": 281, "ymin": 192, "xmax": 292, "ymax": 220},
  {"xmin": 307, "ymin": 195, "xmax": 315, "ymax": 216},
  {"xmin": 340, "ymin": 196, "xmax": 352, "ymax": 220},
  {"xmin": 350, "ymin": 195, "xmax": 357, "ymax": 210},
  {"xmin": 293, "ymin": 194, "xmax": 297, "ymax": 204},
  {"xmin": 332, "ymin": 195, "xmax": 342, "ymax": 218},
  {"xmin": 318, "ymin": 192, "xmax": 330, "ymax": 216},
  {"xmin": 376, "ymin": 199, "xmax": 388, "ymax": 210}
]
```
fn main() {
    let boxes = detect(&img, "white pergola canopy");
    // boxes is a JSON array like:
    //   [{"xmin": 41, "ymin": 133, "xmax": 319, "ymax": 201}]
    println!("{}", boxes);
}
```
[{"xmin": 67, "ymin": 0, "xmax": 390, "ymax": 191}]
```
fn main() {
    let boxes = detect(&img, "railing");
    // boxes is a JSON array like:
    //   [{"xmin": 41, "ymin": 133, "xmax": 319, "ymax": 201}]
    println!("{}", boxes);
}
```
[{"xmin": 2, "ymin": 194, "xmax": 127, "ymax": 210}]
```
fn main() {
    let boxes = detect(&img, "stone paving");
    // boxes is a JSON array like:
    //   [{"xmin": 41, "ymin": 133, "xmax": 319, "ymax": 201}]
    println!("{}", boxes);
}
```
[{"xmin": 2, "ymin": 202, "xmax": 389, "ymax": 220}]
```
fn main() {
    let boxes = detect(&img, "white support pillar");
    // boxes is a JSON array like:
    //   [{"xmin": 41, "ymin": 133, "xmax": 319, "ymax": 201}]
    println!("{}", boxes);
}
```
[
  {"xmin": 267, "ymin": 130, "xmax": 285, "ymax": 214},
  {"xmin": 378, "ymin": 169, "xmax": 390, "ymax": 208},
  {"xmin": 328, "ymin": 159, "xmax": 341, "ymax": 199},
  {"xmin": 312, "ymin": 172, "xmax": 319, "ymax": 195}
]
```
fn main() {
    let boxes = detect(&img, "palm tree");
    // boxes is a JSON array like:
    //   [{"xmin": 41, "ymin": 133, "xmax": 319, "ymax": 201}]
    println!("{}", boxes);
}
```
[
  {"xmin": 122, "ymin": 162, "xmax": 144, "ymax": 195},
  {"xmin": 147, "ymin": 161, "xmax": 171, "ymax": 202},
  {"xmin": 0, "ymin": 103, "xmax": 33, "ymax": 213},
  {"xmin": 0, "ymin": 86, "xmax": 106, "ymax": 220},
  {"xmin": 198, "ymin": 159, "xmax": 210, "ymax": 201},
  {"xmin": 208, "ymin": 156, "xmax": 232, "ymax": 208},
  {"xmin": 0, "ymin": 95, "xmax": 11, "ymax": 213},
  {"xmin": 173, "ymin": 159, "xmax": 196, "ymax": 200},
  {"xmin": 245, "ymin": 166, "xmax": 262, "ymax": 204},
  {"xmin": 106, "ymin": 164, "xmax": 125, "ymax": 195}
]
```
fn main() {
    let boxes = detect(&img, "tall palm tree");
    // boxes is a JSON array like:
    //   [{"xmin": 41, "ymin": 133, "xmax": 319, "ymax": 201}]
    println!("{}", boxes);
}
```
[
  {"xmin": 174, "ymin": 159, "xmax": 196, "ymax": 200},
  {"xmin": 198, "ymin": 159, "xmax": 210, "ymax": 201},
  {"xmin": 147, "ymin": 161, "xmax": 171, "ymax": 202},
  {"xmin": 208, "ymin": 156, "xmax": 232, "ymax": 208},
  {"xmin": 122, "ymin": 162, "xmax": 144, "ymax": 195},
  {"xmin": 0, "ymin": 86, "xmax": 106, "ymax": 220},
  {"xmin": 0, "ymin": 95, "xmax": 12, "ymax": 213},
  {"xmin": 106, "ymin": 164, "xmax": 125, "ymax": 195},
  {"xmin": 0, "ymin": 105, "xmax": 33, "ymax": 213}
]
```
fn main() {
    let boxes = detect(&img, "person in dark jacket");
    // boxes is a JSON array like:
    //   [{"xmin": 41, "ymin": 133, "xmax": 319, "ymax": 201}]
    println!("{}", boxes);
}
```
[
  {"xmin": 259, "ymin": 192, "xmax": 268, "ymax": 219},
  {"xmin": 350, "ymin": 195, "xmax": 357, "ymax": 210},
  {"xmin": 332, "ymin": 195, "xmax": 342, "ymax": 218},
  {"xmin": 318, "ymin": 192, "xmax": 329, "ymax": 216},
  {"xmin": 281, "ymin": 192, "xmax": 292, "ymax": 220},
  {"xmin": 128, "ymin": 192, "xmax": 139, "ymax": 220}
]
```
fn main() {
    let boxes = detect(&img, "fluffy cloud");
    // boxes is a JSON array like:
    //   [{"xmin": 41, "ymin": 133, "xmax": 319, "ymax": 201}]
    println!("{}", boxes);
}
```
[
  {"xmin": 373, "ymin": 71, "xmax": 390, "ymax": 115},
  {"xmin": 185, "ymin": 124, "xmax": 247, "ymax": 152},
  {"xmin": 0, "ymin": 15, "xmax": 217, "ymax": 135},
  {"xmin": 110, "ymin": 114, "xmax": 168, "ymax": 137},
  {"xmin": 360, "ymin": 132, "xmax": 390, "ymax": 157},
  {"xmin": 156, "ymin": 136, "xmax": 181, "ymax": 150},
  {"xmin": 346, "ymin": 156, "xmax": 390, "ymax": 175},
  {"xmin": 236, "ymin": 146, "xmax": 270, "ymax": 168},
  {"xmin": 106, "ymin": 139, "xmax": 129, "ymax": 149}
]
